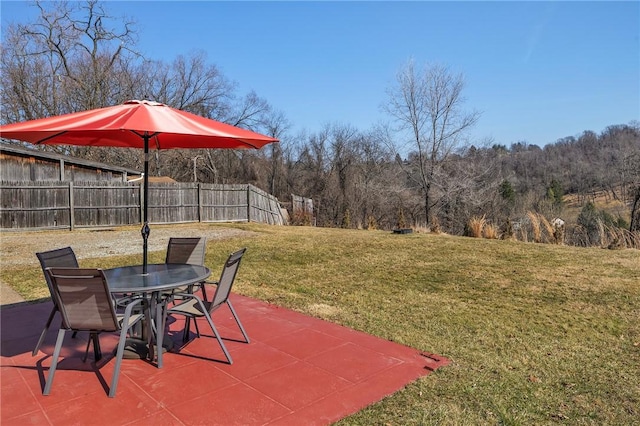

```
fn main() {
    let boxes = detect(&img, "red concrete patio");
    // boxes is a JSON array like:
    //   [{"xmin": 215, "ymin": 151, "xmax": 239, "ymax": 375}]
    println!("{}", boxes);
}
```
[{"xmin": 1, "ymin": 294, "xmax": 449, "ymax": 425}]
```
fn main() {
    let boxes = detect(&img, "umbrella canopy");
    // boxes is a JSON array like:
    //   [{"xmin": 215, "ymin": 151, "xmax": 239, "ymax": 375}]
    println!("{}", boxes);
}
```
[
  {"xmin": 0, "ymin": 99, "xmax": 277, "ymax": 149},
  {"xmin": 0, "ymin": 100, "xmax": 279, "ymax": 273}
]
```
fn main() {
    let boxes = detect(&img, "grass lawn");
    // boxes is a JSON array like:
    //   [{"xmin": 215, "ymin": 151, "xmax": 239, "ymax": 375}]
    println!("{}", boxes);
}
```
[{"xmin": 2, "ymin": 223, "xmax": 639, "ymax": 425}]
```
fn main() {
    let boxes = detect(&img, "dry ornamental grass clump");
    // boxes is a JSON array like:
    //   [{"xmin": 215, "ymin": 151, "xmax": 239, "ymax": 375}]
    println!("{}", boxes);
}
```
[
  {"xmin": 467, "ymin": 215, "xmax": 500, "ymax": 239},
  {"xmin": 483, "ymin": 223, "xmax": 500, "ymax": 239},
  {"xmin": 468, "ymin": 215, "xmax": 486, "ymax": 238},
  {"xmin": 526, "ymin": 211, "xmax": 542, "ymax": 242}
]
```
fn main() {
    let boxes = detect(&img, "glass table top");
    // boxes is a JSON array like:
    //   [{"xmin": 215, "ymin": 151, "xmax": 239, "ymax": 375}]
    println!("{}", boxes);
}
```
[{"xmin": 104, "ymin": 263, "xmax": 210, "ymax": 293}]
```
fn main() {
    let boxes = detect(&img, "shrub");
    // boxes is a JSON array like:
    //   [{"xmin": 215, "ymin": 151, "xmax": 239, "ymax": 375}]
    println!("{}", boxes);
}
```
[
  {"xmin": 483, "ymin": 223, "xmax": 500, "ymax": 239},
  {"xmin": 576, "ymin": 202, "xmax": 630, "ymax": 247},
  {"xmin": 502, "ymin": 218, "xmax": 515, "ymax": 240},
  {"xmin": 430, "ymin": 215, "xmax": 441, "ymax": 234},
  {"xmin": 499, "ymin": 180, "xmax": 516, "ymax": 210},
  {"xmin": 291, "ymin": 210, "xmax": 313, "ymax": 226},
  {"xmin": 577, "ymin": 202, "xmax": 598, "ymax": 231},
  {"xmin": 527, "ymin": 211, "xmax": 542, "ymax": 243},
  {"xmin": 551, "ymin": 218, "xmax": 566, "ymax": 244},
  {"xmin": 396, "ymin": 208, "xmax": 407, "ymax": 229},
  {"xmin": 616, "ymin": 217, "xmax": 629, "ymax": 229},
  {"xmin": 367, "ymin": 215, "xmax": 378, "ymax": 230},
  {"xmin": 342, "ymin": 209, "xmax": 351, "ymax": 229},
  {"xmin": 546, "ymin": 179, "xmax": 565, "ymax": 209},
  {"xmin": 602, "ymin": 222, "xmax": 640, "ymax": 249},
  {"xmin": 538, "ymin": 214, "xmax": 555, "ymax": 243},
  {"xmin": 468, "ymin": 215, "xmax": 486, "ymax": 238}
]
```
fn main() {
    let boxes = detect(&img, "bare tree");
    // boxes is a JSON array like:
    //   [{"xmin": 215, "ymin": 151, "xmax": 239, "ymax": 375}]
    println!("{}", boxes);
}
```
[
  {"xmin": 1, "ymin": 0, "xmax": 142, "ymax": 169},
  {"xmin": 261, "ymin": 109, "xmax": 291, "ymax": 197},
  {"xmin": 1, "ymin": 0, "xmax": 139, "ymax": 122},
  {"xmin": 327, "ymin": 124, "xmax": 360, "ymax": 226},
  {"xmin": 145, "ymin": 51, "xmax": 235, "ymax": 120},
  {"xmin": 384, "ymin": 59, "xmax": 479, "ymax": 225},
  {"xmin": 355, "ymin": 126, "xmax": 399, "ymax": 228}
]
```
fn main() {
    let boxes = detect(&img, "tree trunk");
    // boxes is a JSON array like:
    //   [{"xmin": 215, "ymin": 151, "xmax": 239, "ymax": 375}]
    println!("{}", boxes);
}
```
[
  {"xmin": 425, "ymin": 188, "xmax": 431, "ymax": 226},
  {"xmin": 630, "ymin": 185, "xmax": 640, "ymax": 232}
]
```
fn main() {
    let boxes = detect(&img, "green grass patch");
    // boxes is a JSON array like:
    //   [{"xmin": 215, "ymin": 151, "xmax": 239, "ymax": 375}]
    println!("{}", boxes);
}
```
[{"xmin": 1, "ymin": 223, "xmax": 639, "ymax": 424}]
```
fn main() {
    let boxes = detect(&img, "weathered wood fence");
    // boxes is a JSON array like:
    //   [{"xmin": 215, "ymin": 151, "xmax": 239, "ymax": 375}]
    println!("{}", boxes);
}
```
[
  {"xmin": 0, "ymin": 181, "xmax": 287, "ymax": 230},
  {"xmin": 291, "ymin": 194, "xmax": 315, "ymax": 226}
]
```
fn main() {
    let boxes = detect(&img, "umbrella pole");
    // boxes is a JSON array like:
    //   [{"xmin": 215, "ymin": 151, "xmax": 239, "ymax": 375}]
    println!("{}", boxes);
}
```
[{"xmin": 142, "ymin": 134, "xmax": 150, "ymax": 274}]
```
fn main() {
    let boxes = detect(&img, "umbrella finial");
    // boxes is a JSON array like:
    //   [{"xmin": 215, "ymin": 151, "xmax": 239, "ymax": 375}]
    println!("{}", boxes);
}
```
[{"xmin": 124, "ymin": 100, "xmax": 165, "ymax": 107}]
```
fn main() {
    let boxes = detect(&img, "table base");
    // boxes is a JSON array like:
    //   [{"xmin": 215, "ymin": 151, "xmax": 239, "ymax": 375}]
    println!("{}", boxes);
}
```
[{"xmin": 121, "ymin": 338, "xmax": 174, "ymax": 360}]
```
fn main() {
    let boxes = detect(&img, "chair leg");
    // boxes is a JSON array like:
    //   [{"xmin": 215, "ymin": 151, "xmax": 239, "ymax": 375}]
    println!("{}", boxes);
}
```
[
  {"xmin": 200, "ymin": 284, "xmax": 208, "ymax": 302},
  {"xmin": 199, "ymin": 304, "xmax": 233, "ymax": 365},
  {"xmin": 109, "ymin": 325, "xmax": 131, "ymax": 397},
  {"xmin": 82, "ymin": 337, "xmax": 92, "ymax": 362},
  {"xmin": 93, "ymin": 333, "xmax": 102, "ymax": 360},
  {"xmin": 226, "ymin": 300, "xmax": 250, "ymax": 343},
  {"xmin": 43, "ymin": 329, "xmax": 66, "ymax": 395},
  {"xmin": 181, "ymin": 315, "xmax": 201, "ymax": 344},
  {"xmin": 82, "ymin": 333, "xmax": 102, "ymax": 362},
  {"xmin": 109, "ymin": 300, "xmax": 143, "ymax": 397},
  {"xmin": 182, "ymin": 317, "xmax": 192, "ymax": 344},
  {"xmin": 193, "ymin": 317, "xmax": 201, "ymax": 337},
  {"xmin": 32, "ymin": 306, "xmax": 57, "ymax": 356},
  {"xmin": 155, "ymin": 298, "xmax": 165, "ymax": 368}
]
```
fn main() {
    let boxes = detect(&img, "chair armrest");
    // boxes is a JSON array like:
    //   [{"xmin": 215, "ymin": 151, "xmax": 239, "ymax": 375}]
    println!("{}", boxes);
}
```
[
  {"xmin": 198, "ymin": 279, "xmax": 219, "ymax": 301},
  {"xmin": 172, "ymin": 292, "xmax": 199, "ymax": 299},
  {"xmin": 118, "ymin": 297, "xmax": 145, "ymax": 329}
]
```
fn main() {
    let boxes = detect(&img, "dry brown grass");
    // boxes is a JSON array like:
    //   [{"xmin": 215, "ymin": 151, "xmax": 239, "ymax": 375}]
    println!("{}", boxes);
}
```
[
  {"xmin": 429, "ymin": 216, "xmax": 442, "ymax": 234},
  {"xmin": 527, "ymin": 211, "xmax": 542, "ymax": 242},
  {"xmin": 483, "ymin": 223, "xmax": 500, "ymax": 239},
  {"xmin": 523, "ymin": 212, "xmax": 558, "ymax": 243},
  {"xmin": 602, "ymin": 221, "xmax": 640, "ymax": 249},
  {"xmin": 468, "ymin": 215, "xmax": 486, "ymax": 238},
  {"xmin": 538, "ymin": 214, "xmax": 554, "ymax": 242}
]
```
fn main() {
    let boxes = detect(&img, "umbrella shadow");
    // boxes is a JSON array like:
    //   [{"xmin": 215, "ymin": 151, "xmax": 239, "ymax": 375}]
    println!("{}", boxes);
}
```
[
  {"xmin": 1, "ymin": 299, "xmax": 55, "ymax": 357},
  {"xmin": 31, "ymin": 353, "xmax": 111, "ymax": 395}
]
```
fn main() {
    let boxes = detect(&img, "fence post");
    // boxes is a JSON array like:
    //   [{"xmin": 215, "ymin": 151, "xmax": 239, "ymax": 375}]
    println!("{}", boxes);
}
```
[
  {"xmin": 69, "ymin": 181, "xmax": 75, "ymax": 231},
  {"xmin": 247, "ymin": 184, "xmax": 251, "ymax": 222},
  {"xmin": 197, "ymin": 183, "xmax": 202, "ymax": 222}
]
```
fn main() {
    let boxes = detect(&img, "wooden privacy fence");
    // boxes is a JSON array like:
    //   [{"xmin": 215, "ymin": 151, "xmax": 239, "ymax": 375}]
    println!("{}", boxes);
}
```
[
  {"xmin": 291, "ymin": 194, "xmax": 315, "ymax": 226},
  {"xmin": 0, "ymin": 181, "xmax": 287, "ymax": 230}
]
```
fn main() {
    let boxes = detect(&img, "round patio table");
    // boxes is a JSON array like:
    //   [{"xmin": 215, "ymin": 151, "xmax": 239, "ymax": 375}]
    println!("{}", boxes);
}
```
[{"xmin": 104, "ymin": 263, "xmax": 211, "ymax": 368}]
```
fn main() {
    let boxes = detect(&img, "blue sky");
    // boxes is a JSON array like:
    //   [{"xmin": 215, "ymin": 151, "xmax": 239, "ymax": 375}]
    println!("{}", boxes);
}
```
[{"xmin": 2, "ymin": 1, "xmax": 639, "ymax": 147}]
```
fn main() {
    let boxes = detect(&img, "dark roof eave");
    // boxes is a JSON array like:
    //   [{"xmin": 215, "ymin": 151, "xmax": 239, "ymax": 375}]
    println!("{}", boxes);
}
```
[{"xmin": 0, "ymin": 142, "xmax": 141, "ymax": 175}]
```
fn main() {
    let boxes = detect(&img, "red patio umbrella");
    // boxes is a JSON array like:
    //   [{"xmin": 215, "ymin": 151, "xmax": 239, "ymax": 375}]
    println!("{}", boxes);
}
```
[{"xmin": 0, "ymin": 100, "xmax": 278, "ymax": 273}]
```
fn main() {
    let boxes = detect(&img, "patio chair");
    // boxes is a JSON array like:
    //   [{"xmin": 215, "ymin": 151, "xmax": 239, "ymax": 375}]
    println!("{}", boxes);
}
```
[
  {"xmin": 167, "ymin": 248, "xmax": 249, "ymax": 364},
  {"xmin": 166, "ymin": 236, "xmax": 207, "ymax": 265},
  {"xmin": 33, "ymin": 247, "xmax": 79, "ymax": 356},
  {"xmin": 43, "ymin": 267, "xmax": 144, "ymax": 398},
  {"xmin": 165, "ymin": 236, "xmax": 207, "ymax": 297}
]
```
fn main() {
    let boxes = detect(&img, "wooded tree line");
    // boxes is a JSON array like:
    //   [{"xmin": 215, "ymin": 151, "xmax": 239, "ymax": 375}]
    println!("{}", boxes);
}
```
[{"xmin": 2, "ymin": 1, "xmax": 639, "ymax": 245}]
